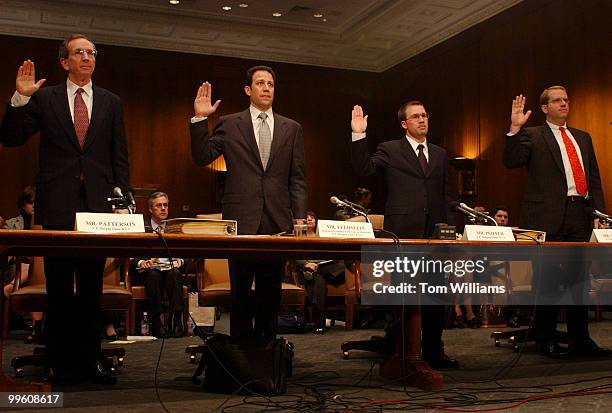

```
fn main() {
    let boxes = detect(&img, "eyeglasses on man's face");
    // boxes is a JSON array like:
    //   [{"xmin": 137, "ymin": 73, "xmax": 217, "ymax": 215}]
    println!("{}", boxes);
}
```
[
  {"xmin": 72, "ymin": 48, "xmax": 98, "ymax": 58},
  {"xmin": 406, "ymin": 113, "xmax": 430, "ymax": 121}
]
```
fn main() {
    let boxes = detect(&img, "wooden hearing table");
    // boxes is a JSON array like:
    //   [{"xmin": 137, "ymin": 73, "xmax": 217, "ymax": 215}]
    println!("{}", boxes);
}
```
[{"xmin": 0, "ymin": 230, "xmax": 606, "ymax": 391}]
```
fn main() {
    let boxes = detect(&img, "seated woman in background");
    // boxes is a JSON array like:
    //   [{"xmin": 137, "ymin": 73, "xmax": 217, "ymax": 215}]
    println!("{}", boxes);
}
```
[
  {"xmin": 3, "ymin": 186, "xmax": 44, "ymax": 343},
  {"xmin": 296, "ymin": 211, "xmax": 346, "ymax": 334}
]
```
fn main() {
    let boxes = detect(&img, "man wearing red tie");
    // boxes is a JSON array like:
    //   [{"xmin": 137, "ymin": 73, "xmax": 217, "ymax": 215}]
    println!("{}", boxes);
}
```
[
  {"xmin": 504, "ymin": 86, "xmax": 610, "ymax": 358},
  {"xmin": 0, "ymin": 34, "xmax": 129, "ymax": 383}
]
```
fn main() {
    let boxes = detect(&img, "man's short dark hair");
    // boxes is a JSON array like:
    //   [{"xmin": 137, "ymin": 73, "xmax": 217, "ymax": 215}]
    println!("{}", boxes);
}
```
[
  {"xmin": 397, "ymin": 100, "xmax": 425, "ymax": 122},
  {"xmin": 17, "ymin": 186, "xmax": 35, "ymax": 210},
  {"xmin": 246, "ymin": 65, "xmax": 276, "ymax": 86},
  {"xmin": 354, "ymin": 187, "xmax": 371, "ymax": 202},
  {"xmin": 493, "ymin": 206, "xmax": 509, "ymax": 215},
  {"xmin": 58, "ymin": 34, "xmax": 93, "ymax": 60}
]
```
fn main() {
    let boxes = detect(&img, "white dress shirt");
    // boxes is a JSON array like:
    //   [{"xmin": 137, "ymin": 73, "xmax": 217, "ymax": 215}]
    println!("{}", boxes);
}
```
[
  {"xmin": 507, "ymin": 122, "xmax": 586, "ymax": 196},
  {"xmin": 351, "ymin": 132, "xmax": 428, "ymax": 161},
  {"xmin": 11, "ymin": 79, "xmax": 93, "ymax": 121},
  {"xmin": 545, "ymin": 121, "xmax": 586, "ymax": 197},
  {"xmin": 190, "ymin": 106, "xmax": 275, "ymax": 151},
  {"xmin": 249, "ymin": 105, "xmax": 274, "ymax": 147},
  {"xmin": 405, "ymin": 134, "xmax": 429, "ymax": 162}
]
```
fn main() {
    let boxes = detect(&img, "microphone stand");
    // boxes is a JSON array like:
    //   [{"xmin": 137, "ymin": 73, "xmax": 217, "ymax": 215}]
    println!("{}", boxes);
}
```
[
  {"xmin": 341, "ymin": 200, "xmax": 371, "ymax": 224},
  {"xmin": 351, "ymin": 206, "xmax": 371, "ymax": 224},
  {"xmin": 470, "ymin": 215, "xmax": 497, "ymax": 226}
]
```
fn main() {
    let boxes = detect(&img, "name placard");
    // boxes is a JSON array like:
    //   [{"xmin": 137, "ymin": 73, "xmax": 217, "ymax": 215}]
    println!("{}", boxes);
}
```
[
  {"xmin": 317, "ymin": 219, "xmax": 375, "ymax": 239},
  {"xmin": 462, "ymin": 225, "xmax": 514, "ymax": 242},
  {"xmin": 75, "ymin": 212, "xmax": 145, "ymax": 233},
  {"xmin": 590, "ymin": 229, "xmax": 612, "ymax": 243}
]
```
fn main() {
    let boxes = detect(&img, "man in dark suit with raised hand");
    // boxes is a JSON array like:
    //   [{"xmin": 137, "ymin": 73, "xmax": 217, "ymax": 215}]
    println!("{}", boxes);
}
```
[
  {"xmin": 504, "ymin": 86, "xmax": 610, "ymax": 358},
  {"xmin": 0, "ymin": 34, "xmax": 129, "ymax": 383},
  {"xmin": 350, "ymin": 101, "xmax": 457, "ymax": 368},
  {"xmin": 190, "ymin": 65, "xmax": 307, "ymax": 340}
]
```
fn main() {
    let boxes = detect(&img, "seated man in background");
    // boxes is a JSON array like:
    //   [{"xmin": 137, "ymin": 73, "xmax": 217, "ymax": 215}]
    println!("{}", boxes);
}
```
[
  {"xmin": 493, "ymin": 206, "xmax": 509, "ymax": 227},
  {"xmin": 130, "ymin": 191, "xmax": 186, "ymax": 338},
  {"xmin": 334, "ymin": 187, "xmax": 373, "ymax": 220},
  {"xmin": 353, "ymin": 187, "xmax": 372, "ymax": 213}
]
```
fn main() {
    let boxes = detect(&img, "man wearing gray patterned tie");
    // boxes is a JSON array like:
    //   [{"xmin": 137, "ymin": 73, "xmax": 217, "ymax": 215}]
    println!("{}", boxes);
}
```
[{"xmin": 190, "ymin": 65, "xmax": 307, "ymax": 340}]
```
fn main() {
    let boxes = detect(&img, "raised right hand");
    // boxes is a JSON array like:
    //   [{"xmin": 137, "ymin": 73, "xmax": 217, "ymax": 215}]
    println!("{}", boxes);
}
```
[
  {"xmin": 351, "ymin": 105, "xmax": 368, "ymax": 133},
  {"xmin": 509, "ymin": 94, "xmax": 532, "ymax": 133},
  {"xmin": 194, "ymin": 81, "xmax": 221, "ymax": 117},
  {"xmin": 16, "ymin": 60, "xmax": 46, "ymax": 97}
]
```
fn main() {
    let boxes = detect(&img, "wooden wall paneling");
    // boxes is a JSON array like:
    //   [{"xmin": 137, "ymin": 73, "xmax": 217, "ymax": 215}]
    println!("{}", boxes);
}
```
[
  {"xmin": 1, "ymin": 0, "xmax": 609, "ymax": 226},
  {"xmin": 381, "ymin": 0, "xmax": 611, "ymax": 225},
  {"xmin": 0, "ymin": 35, "xmax": 380, "ymax": 222}
]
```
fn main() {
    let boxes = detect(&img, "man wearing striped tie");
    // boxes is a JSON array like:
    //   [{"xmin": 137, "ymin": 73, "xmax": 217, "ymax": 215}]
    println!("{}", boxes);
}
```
[
  {"xmin": 504, "ymin": 86, "xmax": 610, "ymax": 359},
  {"xmin": 190, "ymin": 66, "xmax": 307, "ymax": 340},
  {"xmin": 0, "ymin": 34, "xmax": 129, "ymax": 384}
]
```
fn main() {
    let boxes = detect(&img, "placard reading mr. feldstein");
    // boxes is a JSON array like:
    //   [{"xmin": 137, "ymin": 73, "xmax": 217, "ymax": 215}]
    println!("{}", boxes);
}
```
[{"xmin": 317, "ymin": 219, "xmax": 374, "ymax": 238}]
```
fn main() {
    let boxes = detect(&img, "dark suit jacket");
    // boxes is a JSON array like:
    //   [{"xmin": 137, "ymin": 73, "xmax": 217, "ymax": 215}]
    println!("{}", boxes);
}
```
[
  {"xmin": 351, "ymin": 137, "xmax": 453, "ymax": 238},
  {"xmin": 503, "ymin": 124, "xmax": 604, "ymax": 235},
  {"xmin": 0, "ymin": 83, "xmax": 130, "ymax": 227},
  {"xmin": 190, "ymin": 108, "xmax": 307, "ymax": 235}
]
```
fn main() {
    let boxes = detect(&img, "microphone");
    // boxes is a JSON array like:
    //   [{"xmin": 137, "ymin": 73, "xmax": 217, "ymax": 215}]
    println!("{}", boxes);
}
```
[
  {"xmin": 125, "ymin": 189, "xmax": 136, "ymax": 214},
  {"xmin": 594, "ymin": 209, "xmax": 612, "ymax": 222},
  {"xmin": 330, "ymin": 196, "xmax": 367, "ymax": 212},
  {"xmin": 451, "ymin": 201, "xmax": 498, "ymax": 226},
  {"xmin": 330, "ymin": 196, "xmax": 350, "ymax": 208},
  {"xmin": 125, "ymin": 190, "xmax": 136, "ymax": 207},
  {"xmin": 108, "ymin": 187, "xmax": 135, "ymax": 213},
  {"xmin": 587, "ymin": 207, "xmax": 612, "ymax": 223},
  {"xmin": 330, "ymin": 195, "xmax": 370, "ymax": 223}
]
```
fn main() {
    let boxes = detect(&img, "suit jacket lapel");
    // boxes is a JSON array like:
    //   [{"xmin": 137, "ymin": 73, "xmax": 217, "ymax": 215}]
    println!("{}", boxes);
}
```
[
  {"xmin": 51, "ymin": 84, "xmax": 81, "ymax": 152},
  {"xmin": 236, "ymin": 109, "xmax": 263, "ymax": 169},
  {"xmin": 83, "ymin": 85, "xmax": 108, "ymax": 151},
  {"xmin": 426, "ymin": 144, "xmax": 438, "ymax": 178},
  {"xmin": 400, "ymin": 138, "xmax": 425, "ymax": 177},
  {"xmin": 267, "ymin": 114, "xmax": 288, "ymax": 170},
  {"xmin": 542, "ymin": 124, "xmax": 566, "ymax": 185}
]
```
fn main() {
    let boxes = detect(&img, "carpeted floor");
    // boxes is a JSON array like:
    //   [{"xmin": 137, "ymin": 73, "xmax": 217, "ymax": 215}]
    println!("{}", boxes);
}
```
[{"xmin": 2, "ymin": 312, "xmax": 612, "ymax": 412}]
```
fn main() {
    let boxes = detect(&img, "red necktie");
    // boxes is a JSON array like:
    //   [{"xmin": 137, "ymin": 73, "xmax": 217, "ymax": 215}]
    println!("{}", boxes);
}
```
[
  {"xmin": 560, "ymin": 126, "xmax": 587, "ymax": 196},
  {"xmin": 74, "ymin": 88, "xmax": 89, "ymax": 148}
]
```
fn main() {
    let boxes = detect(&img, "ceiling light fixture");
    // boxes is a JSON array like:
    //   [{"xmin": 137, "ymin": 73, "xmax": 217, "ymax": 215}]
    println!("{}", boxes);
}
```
[
  {"xmin": 239, "ymin": 3, "xmax": 249, "ymax": 7},
  {"xmin": 222, "ymin": 6, "xmax": 232, "ymax": 11},
  {"xmin": 314, "ymin": 13, "xmax": 323, "ymax": 18},
  {"xmin": 169, "ymin": 0, "xmax": 179, "ymax": 4},
  {"xmin": 272, "ymin": 12, "xmax": 282, "ymax": 17}
]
